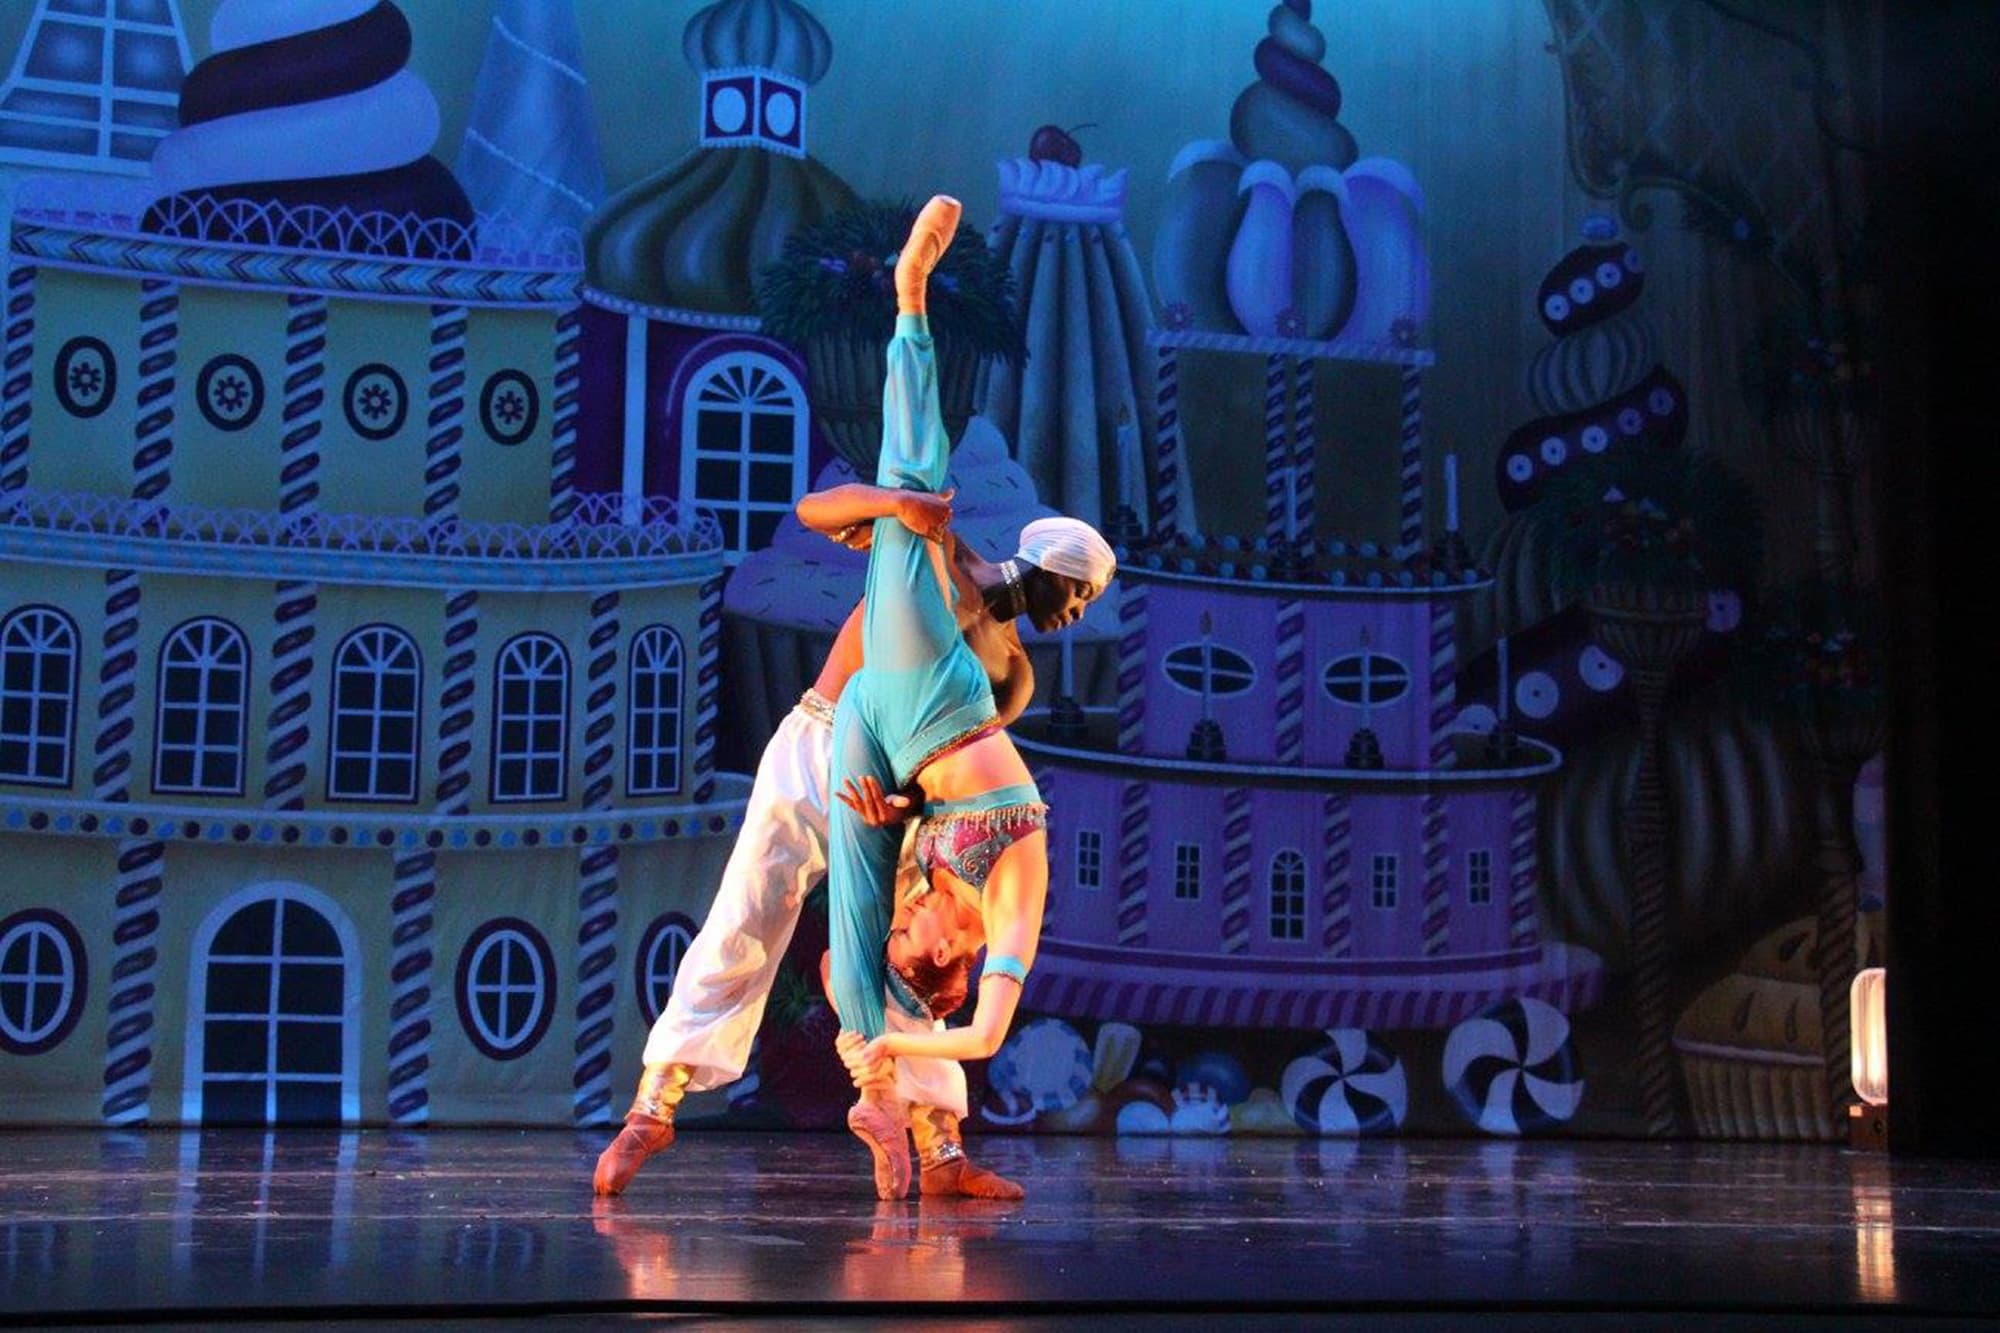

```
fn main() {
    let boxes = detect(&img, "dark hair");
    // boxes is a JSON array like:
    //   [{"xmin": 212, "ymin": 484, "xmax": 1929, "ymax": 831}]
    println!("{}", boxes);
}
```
[{"xmin": 892, "ymin": 951, "xmax": 973, "ymax": 1021}]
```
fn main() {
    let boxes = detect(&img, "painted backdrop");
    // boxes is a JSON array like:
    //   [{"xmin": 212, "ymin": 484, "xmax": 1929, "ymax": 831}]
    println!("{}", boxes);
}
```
[{"xmin": 0, "ymin": 0, "xmax": 1885, "ymax": 1143}]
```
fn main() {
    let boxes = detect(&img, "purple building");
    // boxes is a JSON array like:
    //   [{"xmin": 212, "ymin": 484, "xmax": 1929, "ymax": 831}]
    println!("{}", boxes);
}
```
[{"xmin": 1016, "ymin": 333, "xmax": 1603, "ymax": 1034}]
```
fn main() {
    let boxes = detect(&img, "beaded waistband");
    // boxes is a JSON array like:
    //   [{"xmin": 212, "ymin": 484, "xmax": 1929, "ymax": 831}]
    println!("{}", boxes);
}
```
[
  {"xmin": 920, "ymin": 802, "xmax": 1049, "ymax": 832},
  {"xmin": 796, "ymin": 688, "xmax": 838, "ymax": 727},
  {"xmin": 923, "ymin": 781, "xmax": 1045, "ymax": 819}
]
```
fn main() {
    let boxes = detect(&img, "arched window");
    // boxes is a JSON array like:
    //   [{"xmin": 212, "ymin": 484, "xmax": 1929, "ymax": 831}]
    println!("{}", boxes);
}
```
[
  {"xmin": 492, "ymin": 634, "xmax": 569, "ymax": 802},
  {"xmin": 455, "ymin": 919, "xmax": 556, "ymax": 1061},
  {"xmin": 679, "ymin": 352, "xmax": 807, "ymax": 556},
  {"xmin": 1269, "ymin": 850, "xmax": 1308, "ymax": 942},
  {"xmin": 154, "ymin": 618, "xmax": 249, "ymax": 796},
  {"xmin": 1161, "ymin": 642, "xmax": 1258, "ymax": 699},
  {"xmin": 634, "ymin": 913, "xmax": 697, "ymax": 1027},
  {"xmin": 184, "ymin": 885, "xmax": 357, "ymax": 1126},
  {"xmin": 327, "ymin": 626, "xmax": 421, "ymax": 801},
  {"xmin": 1323, "ymin": 652, "xmax": 1412, "ymax": 709},
  {"xmin": 0, "ymin": 606, "xmax": 79, "ymax": 787},
  {"xmin": 627, "ymin": 626, "xmax": 684, "ymax": 797},
  {"xmin": 0, "ymin": 908, "xmax": 87, "ymax": 1056}
]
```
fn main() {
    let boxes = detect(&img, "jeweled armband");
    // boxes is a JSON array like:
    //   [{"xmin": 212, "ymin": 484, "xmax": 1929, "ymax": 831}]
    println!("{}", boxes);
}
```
[{"xmin": 983, "ymin": 953, "xmax": 1029, "ymax": 985}]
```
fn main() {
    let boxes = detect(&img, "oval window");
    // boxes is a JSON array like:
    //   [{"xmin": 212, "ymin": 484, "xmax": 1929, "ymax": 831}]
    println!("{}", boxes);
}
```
[
  {"xmin": 456, "ymin": 919, "xmax": 557, "ymax": 1061},
  {"xmin": 1162, "ymin": 643, "xmax": 1257, "ymax": 698},
  {"xmin": 634, "ymin": 914, "xmax": 697, "ymax": 1027},
  {"xmin": 1322, "ymin": 653, "xmax": 1411, "ymax": 708}
]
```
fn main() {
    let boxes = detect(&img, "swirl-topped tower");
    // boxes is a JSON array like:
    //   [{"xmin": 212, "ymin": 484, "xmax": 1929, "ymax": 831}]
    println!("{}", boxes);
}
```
[
  {"xmin": 1494, "ymin": 216, "xmax": 1686, "ymax": 512},
  {"xmin": 1152, "ymin": 0, "xmax": 1429, "ymax": 348},
  {"xmin": 143, "ymin": 0, "xmax": 474, "ymax": 259},
  {"xmin": 1230, "ymin": 0, "xmax": 1357, "ymax": 172}
]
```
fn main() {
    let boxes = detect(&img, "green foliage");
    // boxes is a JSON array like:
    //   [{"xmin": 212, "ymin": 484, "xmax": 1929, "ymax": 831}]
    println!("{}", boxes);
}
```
[
  {"xmin": 754, "ymin": 199, "xmax": 1025, "ymax": 362},
  {"xmin": 1531, "ymin": 449, "xmax": 1763, "ymax": 596},
  {"xmin": 1743, "ymin": 578, "xmax": 1886, "ymax": 721},
  {"xmin": 766, "ymin": 959, "xmax": 819, "ymax": 1030}
]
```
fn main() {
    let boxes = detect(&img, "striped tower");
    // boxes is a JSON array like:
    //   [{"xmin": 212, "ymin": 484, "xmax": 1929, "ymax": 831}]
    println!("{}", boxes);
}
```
[
  {"xmin": 1418, "ymin": 599, "xmax": 1456, "ymax": 957},
  {"xmin": 423, "ymin": 303, "xmax": 468, "ymax": 529},
  {"xmin": 435, "ymin": 591, "xmax": 482, "ymax": 814},
  {"xmin": 1289, "ymin": 356, "xmax": 1315, "ymax": 541},
  {"xmin": 100, "ymin": 277, "xmax": 178, "ymax": 1124},
  {"xmin": 384, "ymin": 587, "xmax": 478, "ymax": 1127},
  {"xmin": 1262, "ymin": 354, "xmax": 1289, "ymax": 542},
  {"xmin": 266, "ymin": 293, "xmax": 327, "ymax": 812},
  {"xmin": 1219, "ymin": 786, "xmax": 1254, "ymax": 954},
  {"xmin": 1507, "ymin": 787, "xmax": 1540, "ymax": 947},
  {"xmin": 691, "ymin": 574, "xmax": 722, "ymax": 802},
  {"xmin": 1397, "ymin": 366, "xmax": 1424, "ymax": 556},
  {"xmin": 1151, "ymin": 344, "xmax": 1183, "ymax": 536},
  {"xmin": 384, "ymin": 846, "xmax": 434, "ymax": 1124},
  {"xmin": 1273, "ymin": 597, "xmax": 1305, "ymax": 765},
  {"xmin": 0, "ymin": 263, "xmax": 36, "ymax": 492},
  {"xmin": 131, "ymin": 280, "xmax": 177, "ymax": 508},
  {"xmin": 549, "ymin": 303, "xmax": 582, "ymax": 522},
  {"xmin": 1114, "ymin": 577, "xmax": 1148, "ymax": 756},
  {"xmin": 384, "ymin": 303, "xmax": 469, "ymax": 1124},
  {"xmin": 1114, "ymin": 579, "xmax": 1149, "ymax": 946},
  {"xmin": 1320, "ymin": 793, "xmax": 1353, "ymax": 958},
  {"xmin": 573, "ymin": 591, "xmax": 622, "ymax": 1126}
]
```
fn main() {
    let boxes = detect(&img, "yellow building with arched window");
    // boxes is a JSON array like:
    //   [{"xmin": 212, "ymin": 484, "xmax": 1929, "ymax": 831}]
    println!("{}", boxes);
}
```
[{"xmin": 0, "ymin": 191, "xmax": 751, "ymax": 1129}]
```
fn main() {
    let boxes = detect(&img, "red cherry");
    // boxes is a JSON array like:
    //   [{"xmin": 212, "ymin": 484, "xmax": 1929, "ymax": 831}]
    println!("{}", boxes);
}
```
[{"xmin": 1028, "ymin": 122, "xmax": 1095, "ymax": 168}]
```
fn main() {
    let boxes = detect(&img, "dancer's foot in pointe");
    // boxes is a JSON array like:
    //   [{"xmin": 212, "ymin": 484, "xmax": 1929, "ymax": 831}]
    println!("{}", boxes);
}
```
[
  {"xmin": 592, "ymin": 1063, "xmax": 692, "ymax": 1196},
  {"xmin": 593, "ymin": 1113, "xmax": 674, "ymax": 1196},
  {"xmin": 895, "ymin": 194, "xmax": 962, "ymax": 316},
  {"xmin": 847, "ymin": 1095, "xmax": 914, "ymax": 1201}
]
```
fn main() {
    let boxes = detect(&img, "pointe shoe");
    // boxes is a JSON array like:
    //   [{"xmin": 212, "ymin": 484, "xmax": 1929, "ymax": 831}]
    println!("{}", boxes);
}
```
[
  {"xmin": 895, "ymin": 194, "xmax": 962, "ymax": 314},
  {"xmin": 593, "ymin": 1113, "xmax": 674, "ymax": 1196},
  {"xmin": 847, "ymin": 1100, "xmax": 914, "ymax": 1201},
  {"xmin": 920, "ymin": 1155, "xmax": 1027, "ymax": 1201}
]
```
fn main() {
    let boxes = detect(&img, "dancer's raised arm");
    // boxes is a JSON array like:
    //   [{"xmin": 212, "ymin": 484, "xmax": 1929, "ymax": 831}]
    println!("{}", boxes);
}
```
[{"xmin": 797, "ymin": 483, "xmax": 955, "ymax": 545}]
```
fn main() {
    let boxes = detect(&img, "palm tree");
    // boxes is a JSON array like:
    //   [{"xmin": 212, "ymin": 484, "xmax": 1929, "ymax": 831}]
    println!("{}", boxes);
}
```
[{"xmin": 1533, "ymin": 450, "xmax": 1761, "ymax": 1137}]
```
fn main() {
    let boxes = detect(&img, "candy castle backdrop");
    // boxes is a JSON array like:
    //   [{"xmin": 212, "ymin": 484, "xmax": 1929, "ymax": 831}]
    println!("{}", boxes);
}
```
[{"xmin": 0, "ymin": 0, "xmax": 1887, "ymax": 1143}]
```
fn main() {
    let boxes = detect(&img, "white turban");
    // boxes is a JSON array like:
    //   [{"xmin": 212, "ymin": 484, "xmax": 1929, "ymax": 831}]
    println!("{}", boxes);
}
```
[{"xmin": 1015, "ymin": 517, "xmax": 1117, "ymax": 588}]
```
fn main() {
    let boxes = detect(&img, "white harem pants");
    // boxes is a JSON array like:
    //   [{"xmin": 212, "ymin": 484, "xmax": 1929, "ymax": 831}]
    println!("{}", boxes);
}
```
[{"xmin": 640, "ymin": 700, "xmax": 966, "ymax": 1116}]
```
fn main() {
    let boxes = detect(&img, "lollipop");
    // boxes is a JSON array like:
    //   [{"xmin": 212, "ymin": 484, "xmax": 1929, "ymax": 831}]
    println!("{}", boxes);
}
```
[
  {"xmin": 1280, "ymin": 1028, "xmax": 1408, "ymax": 1135},
  {"xmin": 1442, "ymin": 998, "xmax": 1585, "ymax": 1136}
]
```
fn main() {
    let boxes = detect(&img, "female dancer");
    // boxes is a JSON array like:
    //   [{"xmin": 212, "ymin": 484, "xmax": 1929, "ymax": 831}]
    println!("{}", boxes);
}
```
[{"xmin": 818, "ymin": 194, "xmax": 1115, "ymax": 1199}]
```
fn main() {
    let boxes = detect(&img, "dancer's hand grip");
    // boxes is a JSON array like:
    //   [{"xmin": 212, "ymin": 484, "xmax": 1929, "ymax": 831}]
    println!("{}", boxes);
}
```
[
  {"xmin": 894, "ymin": 488, "xmax": 954, "ymax": 541},
  {"xmin": 836, "ymin": 775, "xmax": 914, "ymax": 827}
]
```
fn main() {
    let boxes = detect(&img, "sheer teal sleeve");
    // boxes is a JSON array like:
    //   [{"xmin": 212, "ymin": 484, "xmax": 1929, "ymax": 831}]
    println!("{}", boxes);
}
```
[{"xmin": 875, "ymin": 314, "xmax": 950, "ymax": 493}]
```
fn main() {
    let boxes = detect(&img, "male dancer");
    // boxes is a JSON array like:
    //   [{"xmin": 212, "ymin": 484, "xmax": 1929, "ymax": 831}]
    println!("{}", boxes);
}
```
[{"xmin": 592, "ymin": 362, "xmax": 1109, "ymax": 1199}]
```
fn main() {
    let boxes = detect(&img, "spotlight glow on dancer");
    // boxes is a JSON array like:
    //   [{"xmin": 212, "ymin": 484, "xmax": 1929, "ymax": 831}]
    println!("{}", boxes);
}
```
[
  {"xmin": 593, "ymin": 197, "xmax": 1109, "ymax": 1202},
  {"xmin": 822, "ymin": 195, "xmax": 1115, "ymax": 1199}
]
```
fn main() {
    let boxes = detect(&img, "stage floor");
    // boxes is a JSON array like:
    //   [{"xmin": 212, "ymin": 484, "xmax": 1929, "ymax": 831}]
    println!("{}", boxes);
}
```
[{"xmin": 2, "ymin": 1129, "xmax": 1995, "ymax": 1326}]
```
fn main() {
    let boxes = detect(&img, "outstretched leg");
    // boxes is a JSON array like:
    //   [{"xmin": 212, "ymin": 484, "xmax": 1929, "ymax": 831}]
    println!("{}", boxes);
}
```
[
  {"xmin": 592, "ymin": 1062, "xmax": 691, "ymax": 1196},
  {"xmin": 822, "ymin": 197, "xmax": 967, "ymax": 1200},
  {"xmin": 592, "ymin": 705, "xmax": 833, "ymax": 1195}
]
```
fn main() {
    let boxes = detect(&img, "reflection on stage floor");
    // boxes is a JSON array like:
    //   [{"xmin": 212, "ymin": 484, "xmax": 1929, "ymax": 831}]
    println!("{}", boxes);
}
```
[{"xmin": 2, "ymin": 1129, "xmax": 1995, "ymax": 1322}]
